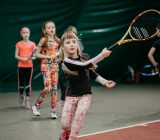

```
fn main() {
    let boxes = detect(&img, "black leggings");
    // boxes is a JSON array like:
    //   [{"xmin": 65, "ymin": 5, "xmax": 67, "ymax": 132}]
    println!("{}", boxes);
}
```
[
  {"xmin": 17, "ymin": 67, "xmax": 33, "ymax": 96},
  {"xmin": 59, "ymin": 71, "xmax": 68, "ymax": 101}
]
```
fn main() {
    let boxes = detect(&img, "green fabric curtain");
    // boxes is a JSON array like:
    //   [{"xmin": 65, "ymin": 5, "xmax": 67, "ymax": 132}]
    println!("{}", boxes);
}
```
[{"xmin": 0, "ymin": 0, "xmax": 159, "ymax": 91}]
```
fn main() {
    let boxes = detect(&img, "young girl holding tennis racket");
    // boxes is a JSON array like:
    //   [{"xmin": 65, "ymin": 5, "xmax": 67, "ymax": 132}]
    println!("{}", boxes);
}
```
[
  {"xmin": 59, "ymin": 32, "xmax": 116, "ymax": 140},
  {"xmin": 15, "ymin": 27, "xmax": 36, "ymax": 108},
  {"xmin": 59, "ymin": 26, "xmax": 83, "ymax": 106},
  {"xmin": 32, "ymin": 21, "xmax": 60, "ymax": 119}
]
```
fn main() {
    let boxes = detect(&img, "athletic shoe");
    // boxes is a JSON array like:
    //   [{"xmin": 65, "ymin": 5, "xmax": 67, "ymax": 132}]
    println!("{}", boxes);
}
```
[
  {"xmin": 50, "ymin": 112, "xmax": 58, "ymax": 119},
  {"xmin": 32, "ymin": 105, "xmax": 40, "ymax": 116},
  {"xmin": 19, "ymin": 96, "xmax": 24, "ymax": 107},
  {"xmin": 59, "ymin": 131, "xmax": 70, "ymax": 140},
  {"xmin": 22, "ymin": 96, "xmax": 26, "ymax": 107},
  {"xmin": 25, "ymin": 100, "xmax": 31, "ymax": 109},
  {"xmin": 50, "ymin": 109, "xmax": 58, "ymax": 119}
]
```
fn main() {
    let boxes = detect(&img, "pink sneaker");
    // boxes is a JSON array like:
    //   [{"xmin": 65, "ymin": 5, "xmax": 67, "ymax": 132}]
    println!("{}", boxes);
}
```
[{"xmin": 59, "ymin": 131, "xmax": 70, "ymax": 140}]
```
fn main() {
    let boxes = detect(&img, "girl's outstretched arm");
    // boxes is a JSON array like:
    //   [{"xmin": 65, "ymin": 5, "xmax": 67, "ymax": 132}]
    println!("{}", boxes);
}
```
[{"xmin": 64, "ymin": 48, "xmax": 111, "ymax": 70}]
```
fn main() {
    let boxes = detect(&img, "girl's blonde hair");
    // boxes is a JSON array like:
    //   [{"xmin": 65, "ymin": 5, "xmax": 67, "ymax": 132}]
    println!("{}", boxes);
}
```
[
  {"xmin": 20, "ymin": 27, "xmax": 30, "ymax": 33},
  {"xmin": 60, "ymin": 32, "xmax": 82, "ymax": 76},
  {"xmin": 60, "ymin": 32, "xmax": 82, "ymax": 59},
  {"xmin": 60, "ymin": 32, "xmax": 97, "ymax": 76},
  {"xmin": 65, "ymin": 26, "xmax": 78, "ymax": 35},
  {"xmin": 41, "ymin": 21, "xmax": 60, "ymax": 45}
]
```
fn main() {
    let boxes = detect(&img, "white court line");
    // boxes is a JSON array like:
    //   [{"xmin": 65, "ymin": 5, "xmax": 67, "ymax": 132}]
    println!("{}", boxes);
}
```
[{"xmin": 78, "ymin": 119, "xmax": 160, "ymax": 138}]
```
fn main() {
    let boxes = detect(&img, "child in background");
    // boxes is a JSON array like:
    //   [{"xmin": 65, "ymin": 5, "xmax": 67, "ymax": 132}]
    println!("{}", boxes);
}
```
[
  {"xmin": 148, "ymin": 24, "xmax": 160, "ymax": 66},
  {"xmin": 59, "ymin": 32, "xmax": 116, "ymax": 140},
  {"xmin": 15, "ymin": 27, "xmax": 36, "ymax": 108},
  {"xmin": 32, "ymin": 21, "xmax": 60, "ymax": 119},
  {"xmin": 148, "ymin": 24, "xmax": 160, "ymax": 78}
]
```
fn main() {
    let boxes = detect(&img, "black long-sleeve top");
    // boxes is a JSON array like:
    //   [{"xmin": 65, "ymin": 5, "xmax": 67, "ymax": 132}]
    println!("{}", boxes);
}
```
[{"xmin": 63, "ymin": 53, "xmax": 99, "ymax": 97}]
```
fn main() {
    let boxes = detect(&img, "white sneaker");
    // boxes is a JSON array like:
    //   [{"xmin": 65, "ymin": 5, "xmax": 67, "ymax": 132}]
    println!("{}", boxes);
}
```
[
  {"xmin": 32, "ymin": 106, "xmax": 40, "ymax": 116},
  {"xmin": 23, "ymin": 96, "xmax": 26, "ymax": 107},
  {"xmin": 24, "ymin": 97, "xmax": 31, "ymax": 109},
  {"xmin": 25, "ymin": 101, "xmax": 31, "ymax": 109},
  {"xmin": 50, "ymin": 109, "xmax": 58, "ymax": 119},
  {"xmin": 50, "ymin": 112, "xmax": 58, "ymax": 119},
  {"xmin": 19, "ymin": 96, "xmax": 24, "ymax": 107}
]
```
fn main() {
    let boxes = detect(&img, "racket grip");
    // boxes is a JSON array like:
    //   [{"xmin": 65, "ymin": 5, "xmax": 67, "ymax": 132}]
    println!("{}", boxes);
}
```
[{"xmin": 107, "ymin": 43, "xmax": 118, "ymax": 50}]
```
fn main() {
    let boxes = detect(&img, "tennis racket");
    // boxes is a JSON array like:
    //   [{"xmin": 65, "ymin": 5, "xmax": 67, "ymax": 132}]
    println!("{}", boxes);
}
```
[
  {"xmin": 30, "ymin": 48, "xmax": 37, "ymax": 58},
  {"xmin": 140, "ymin": 64, "xmax": 160, "ymax": 77},
  {"xmin": 108, "ymin": 9, "xmax": 160, "ymax": 50}
]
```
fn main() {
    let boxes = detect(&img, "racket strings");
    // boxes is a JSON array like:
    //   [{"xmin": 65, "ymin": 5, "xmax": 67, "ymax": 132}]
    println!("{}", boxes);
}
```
[
  {"xmin": 131, "ymin": 10, "xmax": 160, "ymax": 39},
  {"xmin": 132, "ymin": 26, "xmax": 149, "ymax": 39},
  {"xmin": 140, "ymin": 28, "xmax": 149, "ymax": 37}
]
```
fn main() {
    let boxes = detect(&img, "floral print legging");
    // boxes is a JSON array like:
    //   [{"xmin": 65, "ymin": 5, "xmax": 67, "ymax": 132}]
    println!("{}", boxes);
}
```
[
  {"xmin": 61, "ymin": 94, "xmax": 92, "ymax": 140},
  {"xmin": 35, "ymin": 70, "xmax": 58, "ymax": 108}
]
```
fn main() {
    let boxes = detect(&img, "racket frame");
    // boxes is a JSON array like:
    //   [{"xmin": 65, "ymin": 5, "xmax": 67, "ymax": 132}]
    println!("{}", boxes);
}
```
[{"xmin": 108, "ymin": 9, "xmax": 160, "ymax": 50}]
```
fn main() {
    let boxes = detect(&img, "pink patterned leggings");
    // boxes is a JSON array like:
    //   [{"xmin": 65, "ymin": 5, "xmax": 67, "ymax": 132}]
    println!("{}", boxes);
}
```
[{"xmin": 61, "ymin": 94, "xmax": 92, "ymax": 140}]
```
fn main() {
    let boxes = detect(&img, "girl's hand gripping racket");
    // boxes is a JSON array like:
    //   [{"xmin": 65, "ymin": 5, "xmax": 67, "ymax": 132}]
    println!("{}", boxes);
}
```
[{"xmin": 108, "ymin": 9, "xmax": 160, "ymax": 50}]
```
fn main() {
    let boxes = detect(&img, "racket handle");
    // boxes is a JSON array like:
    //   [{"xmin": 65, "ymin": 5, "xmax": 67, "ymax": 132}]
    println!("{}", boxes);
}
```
[{"xmin": 107, "ymin": 43, "xmax": 118, "ymax": 50}]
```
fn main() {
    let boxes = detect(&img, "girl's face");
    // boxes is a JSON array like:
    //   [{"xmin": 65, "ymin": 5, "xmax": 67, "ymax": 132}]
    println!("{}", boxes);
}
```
[
  {"xmin": 63, "ymin": 38, "xmax": 79, "ymax": 57},
  {"xmin": 44, "ymin": 22, "xmax": 56, "ymax": 36},
  {"xmin": 20, "ymin": 27, "xmax": 30, "ymax": 40}
]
